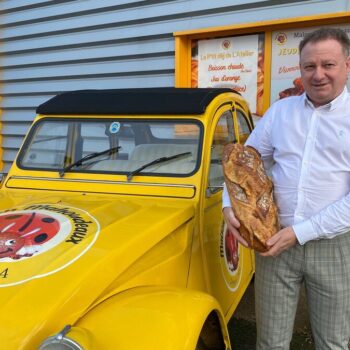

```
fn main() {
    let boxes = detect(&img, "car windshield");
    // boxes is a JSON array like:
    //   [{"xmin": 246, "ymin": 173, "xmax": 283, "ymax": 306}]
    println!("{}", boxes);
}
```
[{"xmin": 18, "ymin": 118, "xmax": 203, "ymax": 178}]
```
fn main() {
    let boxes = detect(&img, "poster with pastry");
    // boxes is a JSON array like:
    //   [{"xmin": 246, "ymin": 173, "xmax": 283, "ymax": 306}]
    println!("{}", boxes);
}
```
[{"xmin": 192, "ymin": 34, "xmax": 265, "ymax": 117}]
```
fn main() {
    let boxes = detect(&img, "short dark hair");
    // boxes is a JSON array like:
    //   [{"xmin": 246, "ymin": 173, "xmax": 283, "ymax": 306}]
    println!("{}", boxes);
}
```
[{"xmin": 299, "ymin": 27, "xmax": 350, "ymax": 57}]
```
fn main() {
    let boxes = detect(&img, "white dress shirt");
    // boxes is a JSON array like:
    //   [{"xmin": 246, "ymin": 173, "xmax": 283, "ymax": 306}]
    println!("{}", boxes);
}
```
[{"xmin": 223, "ymin": 88, "xmax": 350, "ymax": 245}]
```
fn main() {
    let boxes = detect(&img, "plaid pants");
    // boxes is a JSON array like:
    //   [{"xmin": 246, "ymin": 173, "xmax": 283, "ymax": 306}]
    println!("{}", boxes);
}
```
[{"xmin": 255, "ymin": 232, "xmax": 350, "ymax": 350}]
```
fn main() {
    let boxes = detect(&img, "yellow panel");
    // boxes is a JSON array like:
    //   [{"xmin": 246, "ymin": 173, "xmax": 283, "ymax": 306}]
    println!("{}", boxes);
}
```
[
  {"xmin": 175, "ymin": 36, "xmax": 191, "ymax": 87},
  {"xmin": 263, "ymin": 30, "xmax": 272, "ymax": 113}
]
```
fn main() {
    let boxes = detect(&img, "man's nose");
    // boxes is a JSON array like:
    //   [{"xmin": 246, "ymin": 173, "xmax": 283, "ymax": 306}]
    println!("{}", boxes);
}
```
[{"xmin": 313, "ymin": 66, "xmax": 325, "ymax": 80}]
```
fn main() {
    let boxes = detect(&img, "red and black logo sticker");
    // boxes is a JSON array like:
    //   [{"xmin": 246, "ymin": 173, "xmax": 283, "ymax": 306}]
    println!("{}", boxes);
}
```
[
  {"xmin": 219, "ymin": 223, "xmax": 243, "ymax": 291},
  {"xmin": 0, "ymin": 204, "xmax": 100, "ymax": 287}
]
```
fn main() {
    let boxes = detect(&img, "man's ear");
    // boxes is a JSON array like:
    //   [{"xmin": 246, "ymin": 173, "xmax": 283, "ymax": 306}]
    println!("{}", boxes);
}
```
[{"xmin": 346, "ymin": 55, "xmax": 350, "ymax": 74}]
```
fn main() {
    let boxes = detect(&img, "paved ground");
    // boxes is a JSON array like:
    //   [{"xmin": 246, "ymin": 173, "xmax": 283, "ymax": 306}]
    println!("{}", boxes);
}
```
[{"xmin": 228, "ymin": 280, "xmax": 350, "ymax": 349}]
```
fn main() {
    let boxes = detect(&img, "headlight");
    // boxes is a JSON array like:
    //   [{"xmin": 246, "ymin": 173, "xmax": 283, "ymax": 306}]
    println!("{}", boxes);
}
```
[{"xmin": 38, "ymin": 325, "xmax": 84, "ymax": 350}]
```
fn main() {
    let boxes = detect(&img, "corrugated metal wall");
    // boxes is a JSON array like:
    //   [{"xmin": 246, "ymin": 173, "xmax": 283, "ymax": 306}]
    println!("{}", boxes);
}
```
[{"xmin": 0, "ymin": 0, "xmax": 348, "ymax": 173}]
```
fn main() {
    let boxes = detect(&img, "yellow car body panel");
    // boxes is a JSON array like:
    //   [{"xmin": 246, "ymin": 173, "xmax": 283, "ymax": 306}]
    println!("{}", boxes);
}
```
[
  {"xmin": 75, "ymin": 286, "xmax": 230, "ymax": 350},
  {"xmin": 0, "ymin": 88, "xmax": 255, "ymax": 349}
]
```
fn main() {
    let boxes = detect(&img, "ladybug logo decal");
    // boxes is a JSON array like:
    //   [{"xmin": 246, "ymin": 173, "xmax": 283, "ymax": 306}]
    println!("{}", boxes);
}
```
[
  {"xmin": 0, "ymin": 213, "xmax": 60, "ymax": 260},
  {"xmin": 0, "ymin": 204, "xmax": 100, "ymax": 287}
]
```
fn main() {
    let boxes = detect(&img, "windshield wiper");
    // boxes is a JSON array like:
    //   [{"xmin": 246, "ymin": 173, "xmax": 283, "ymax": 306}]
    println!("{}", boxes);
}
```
[
  {"xmin": 126, "ymin": 152, "xmax": 192, "ymax": 181},
  {"xmin": 60, "ymin": 146, "xmax": 121, "ymax": 177}
]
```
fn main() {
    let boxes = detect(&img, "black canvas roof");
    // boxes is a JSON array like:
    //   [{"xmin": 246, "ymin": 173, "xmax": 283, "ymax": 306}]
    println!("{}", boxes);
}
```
[{"xmin": 36, "ymin": 88, "xmax": 238, "ymax": 115}]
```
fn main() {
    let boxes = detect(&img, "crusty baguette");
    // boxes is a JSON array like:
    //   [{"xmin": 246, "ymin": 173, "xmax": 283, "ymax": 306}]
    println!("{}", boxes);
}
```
[{"xmin": 222, "ymin": 143, "xmax": 280, "ymax": 252}]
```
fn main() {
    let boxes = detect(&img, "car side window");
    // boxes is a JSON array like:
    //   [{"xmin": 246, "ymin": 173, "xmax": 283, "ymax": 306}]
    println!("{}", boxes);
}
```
[
  {"xmin": 208, "ymin": 110, "xmax": 236, "ymax": 193},
  {"xmin": 236, "ymin": 109, "xmax": 251, "ymax": 144}
]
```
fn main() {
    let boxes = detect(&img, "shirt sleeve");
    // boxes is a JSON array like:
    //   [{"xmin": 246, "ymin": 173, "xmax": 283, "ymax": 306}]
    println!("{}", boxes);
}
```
[
  {"xmin": 293, "ymin": 191, "xmax": 350, "ymax": 245},
  {"xmin": 222, "ymin": 183, "xmax": 231, "ymax": 209}
]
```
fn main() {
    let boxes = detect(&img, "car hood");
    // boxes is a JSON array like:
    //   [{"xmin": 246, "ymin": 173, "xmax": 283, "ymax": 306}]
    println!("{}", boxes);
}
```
[{"xmin": 0, "ymin": 191, "xmax": 195, "ymax": 349}]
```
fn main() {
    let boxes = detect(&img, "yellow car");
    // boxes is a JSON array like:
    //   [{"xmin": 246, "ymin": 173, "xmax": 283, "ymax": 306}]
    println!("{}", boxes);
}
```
[{"xmin": 0, "ymin": 88, "xmax": 254, "ymax": 350}]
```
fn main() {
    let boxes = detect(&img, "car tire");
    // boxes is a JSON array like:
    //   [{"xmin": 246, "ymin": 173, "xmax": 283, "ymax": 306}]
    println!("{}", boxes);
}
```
[{"xmin": 195, "ymin": 312, "xmax": 226, "ymax": 350}]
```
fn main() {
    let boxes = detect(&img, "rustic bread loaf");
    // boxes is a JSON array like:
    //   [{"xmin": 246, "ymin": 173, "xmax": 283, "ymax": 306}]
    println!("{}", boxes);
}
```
[{"xmin": 222, "ymin": 143, "xmax": 280, "ymax": 252}]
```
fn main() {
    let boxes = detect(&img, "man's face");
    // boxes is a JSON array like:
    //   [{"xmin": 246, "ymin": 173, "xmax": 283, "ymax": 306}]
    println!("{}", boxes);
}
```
[{"xmin": 299, "ymin": 39, "xmax": 350, "ymax": 107}]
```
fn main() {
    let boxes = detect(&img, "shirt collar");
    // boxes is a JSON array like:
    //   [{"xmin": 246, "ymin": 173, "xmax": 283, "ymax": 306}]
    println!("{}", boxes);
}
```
[{"xmin": 303, "ymin": 87, "xmax": 349, "ymax": 111}]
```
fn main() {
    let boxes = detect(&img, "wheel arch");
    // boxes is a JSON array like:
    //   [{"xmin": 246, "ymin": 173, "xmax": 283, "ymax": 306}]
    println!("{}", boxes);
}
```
[{"xmin": 75, "ymin": 286, "xmax": 230, "ymax": 350}]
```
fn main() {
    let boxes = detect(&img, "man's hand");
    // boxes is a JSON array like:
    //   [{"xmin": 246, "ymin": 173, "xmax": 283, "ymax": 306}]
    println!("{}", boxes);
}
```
[
  {"xmin": 222, "ymin": 207, "xmax": 249, "ymax": 248},
  {"xmin": 260, "ymin": 226, "xmax": 297, "ymax": 257}
]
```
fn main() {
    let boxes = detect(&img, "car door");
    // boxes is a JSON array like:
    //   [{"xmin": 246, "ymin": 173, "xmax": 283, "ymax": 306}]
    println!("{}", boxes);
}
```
[{"xmin": 202, "ymin": 103, "xmax": 254, "ymax": 317}]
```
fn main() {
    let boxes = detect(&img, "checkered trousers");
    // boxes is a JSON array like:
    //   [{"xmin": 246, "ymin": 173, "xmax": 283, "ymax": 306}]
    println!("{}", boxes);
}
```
[{"xmin": 254, "ymin": 231, "xmax": 350, "ymax": 350}]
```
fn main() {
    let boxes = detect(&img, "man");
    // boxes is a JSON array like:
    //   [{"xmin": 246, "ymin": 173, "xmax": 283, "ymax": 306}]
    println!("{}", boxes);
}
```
[{"xmin": 223, "ymin": 27, "xmax": 350, "ymax": 349}]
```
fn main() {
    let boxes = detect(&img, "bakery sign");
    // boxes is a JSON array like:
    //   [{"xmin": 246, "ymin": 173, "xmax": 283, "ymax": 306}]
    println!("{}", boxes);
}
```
[
  {"xmin": 191, "ymin": 34, "xmax": 265, "ymax": 116},
  {"xmin": 0, "ymin": 204, "xmax": 100, "ymax": 287}
]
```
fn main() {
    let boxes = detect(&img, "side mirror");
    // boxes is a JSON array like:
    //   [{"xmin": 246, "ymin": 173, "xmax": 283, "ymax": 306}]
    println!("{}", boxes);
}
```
[{"xmin": 0, "ymin": 173, "xmax": 5, "ymax": 188}]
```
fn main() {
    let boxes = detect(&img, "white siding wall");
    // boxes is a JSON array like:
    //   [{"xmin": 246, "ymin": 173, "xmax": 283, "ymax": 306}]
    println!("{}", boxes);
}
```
[{"xmin": 0, "ymin": 0, "xmax": 348, "ymax": 172}]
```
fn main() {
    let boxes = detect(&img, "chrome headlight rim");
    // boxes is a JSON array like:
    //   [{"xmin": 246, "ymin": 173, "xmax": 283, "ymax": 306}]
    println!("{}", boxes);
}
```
[{"xmin": 38, "ymin": 325, "xmax": 84, "ymax": 350}]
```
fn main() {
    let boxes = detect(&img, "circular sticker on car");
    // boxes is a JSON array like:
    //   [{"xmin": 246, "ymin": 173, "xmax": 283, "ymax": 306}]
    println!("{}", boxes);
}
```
[
  {"xmin": 109, "ymin": 121, "xmax": 121, "ymax": 134},
  {"xmin": 0, "ymin": 204, "xmax": 100, "ymax": 287},
  {"xmin": 220, "ymin": 222, "xmax": 243, "ymax": 291}
]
